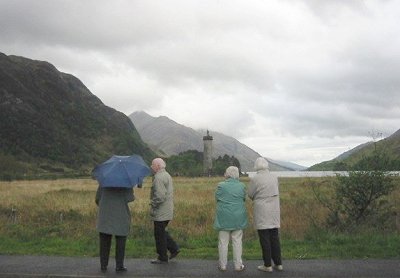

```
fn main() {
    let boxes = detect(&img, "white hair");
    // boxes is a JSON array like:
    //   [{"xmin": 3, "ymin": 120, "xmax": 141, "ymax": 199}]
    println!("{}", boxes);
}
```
[
  {"xmin": 152, "ymin": 158, "xmax": 166, "ymax": 170},
  {"xmin": 224, "ymin": 166, "xmax": 239, "ymax": 179},
  {"xmin": 254, "ymin": 157, "xmax": 269, "ymax": 171}
]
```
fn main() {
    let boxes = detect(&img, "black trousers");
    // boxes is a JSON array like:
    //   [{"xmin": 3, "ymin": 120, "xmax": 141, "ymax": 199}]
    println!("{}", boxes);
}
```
[
  {"xmin": 99, "ymin": 232, "xmax": 127, "ymax": 268},
  {"xmin": 257, "ymin": 228, "xmax": 282, "ymax": 267},
  {"xmin": 154, "ymin": 221, "xmax": 179, "ymax": 261}
]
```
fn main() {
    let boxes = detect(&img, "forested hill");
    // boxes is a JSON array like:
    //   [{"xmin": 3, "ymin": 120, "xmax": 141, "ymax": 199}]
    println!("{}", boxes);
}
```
[
  {"xmin": 0, "ymin": 52, "xmax": 154, "ymax": 178},
  {"xmin": 308, "ymin": 129, "xmax": 400, "ymax": 171}
]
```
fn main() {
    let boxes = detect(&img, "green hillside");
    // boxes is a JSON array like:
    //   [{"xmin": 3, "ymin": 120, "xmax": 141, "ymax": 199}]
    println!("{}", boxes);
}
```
[
  {"xmin": 0, "ymin": 52, "xmax": 154, "ymax": 179},
  {"xmin": 309, "ymin": 130, "xmax": 400, "ymax": 171}
]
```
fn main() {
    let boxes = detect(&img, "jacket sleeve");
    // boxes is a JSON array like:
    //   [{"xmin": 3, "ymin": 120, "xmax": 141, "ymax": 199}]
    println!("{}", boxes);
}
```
[
  {"xmin": 126, "ymin": 188, "xmax": 135, "ymax": 203},
  {"xmin": 215, "ymin": 184, "xmax": 224, "ymax": 202},
  {"xmin": 95, "ymin": 185, "xmax": 102, "ymax": 206},
  {"xmin": 150, "ymin": 177, "xmax": 167, "ymax": 207},
  {"xmin": 247, "ymin": 179, "xmax": 256, "ymax": 200}
]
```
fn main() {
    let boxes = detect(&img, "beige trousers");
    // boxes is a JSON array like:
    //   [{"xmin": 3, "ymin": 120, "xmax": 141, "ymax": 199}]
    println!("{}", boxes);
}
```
[{"xmin": 218, "ymin": 230, "xmax": 243, "ymax": 269}]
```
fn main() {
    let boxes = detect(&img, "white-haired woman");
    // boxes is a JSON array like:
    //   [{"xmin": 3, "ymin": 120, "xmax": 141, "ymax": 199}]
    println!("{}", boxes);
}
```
[
  {"xmin": 214, "ymin": 166, "xmax": 248, "ymax": 272},
  {"xmin": 248, "ymin": 157, "xmax": 283, "ymax": 272}
]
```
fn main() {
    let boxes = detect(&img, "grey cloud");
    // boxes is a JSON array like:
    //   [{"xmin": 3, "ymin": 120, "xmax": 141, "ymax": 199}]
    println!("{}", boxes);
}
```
[
  {"xmin": 125, "ymin": 43, "xmax": 275, "ymax": 92},
  {"xmin": 1, "ymin": 0, "xmax": 399, "ymax": 166},
  {"xmin": 0, "ymin": 1, "xmax": 194, "ymax": 49},
  {"xmin": 302, "ymin": 0, "xmax": 370, "ymax": 19}
]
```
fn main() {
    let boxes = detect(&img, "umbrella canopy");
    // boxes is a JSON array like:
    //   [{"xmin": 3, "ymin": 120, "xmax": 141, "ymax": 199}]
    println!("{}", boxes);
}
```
[{"xmin": 93, "ymin": 154, "xmax": 151, "ymax": 188}]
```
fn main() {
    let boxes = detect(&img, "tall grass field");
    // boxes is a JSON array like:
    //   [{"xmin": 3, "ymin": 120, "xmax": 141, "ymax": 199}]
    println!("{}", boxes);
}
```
[{"xmin": 0, "ymin": 177, "xmax": 399, "ymax": 259}]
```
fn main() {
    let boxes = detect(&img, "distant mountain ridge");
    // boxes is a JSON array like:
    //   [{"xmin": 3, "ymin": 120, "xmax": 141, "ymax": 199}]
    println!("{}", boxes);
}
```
[
  {"xmin": 267, "ymin": 158, "xmax": 307, "ymax": 171},
  {"xmin": 129, "ymin": 111, "xmax": 304, "ymax": 172},
  {"xmin": 0, "ymin": 52, "xmax": 154, "ymax": 176}
]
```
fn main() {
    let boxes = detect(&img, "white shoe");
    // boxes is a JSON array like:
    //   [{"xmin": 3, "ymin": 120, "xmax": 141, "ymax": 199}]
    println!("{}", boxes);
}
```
[
  {"xmin": 218, "ymin": 265, "xmax": 226, "ymax": 271},
  {"xmin": 258, "ymin": 265, "xmax": 273, "ymax": 272},
  {"xmin": 274, "ymin": 264, "xmax": 283, "ymax": 271},
  {"xmin": 235, "ymin": 264, "xmax": 245, "ymax": 271}
]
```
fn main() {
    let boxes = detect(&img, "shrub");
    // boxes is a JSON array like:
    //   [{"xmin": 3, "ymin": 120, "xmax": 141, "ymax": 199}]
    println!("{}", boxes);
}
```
[{"xmin": 313, "ymin": 142, "xmax": 397, "ymax": 231}]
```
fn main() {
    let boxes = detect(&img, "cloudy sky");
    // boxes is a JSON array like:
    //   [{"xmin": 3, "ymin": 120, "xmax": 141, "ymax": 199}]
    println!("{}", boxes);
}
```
[{"xmin": 1, "ymin": 0, "xmax": 399, "ymax": 167}]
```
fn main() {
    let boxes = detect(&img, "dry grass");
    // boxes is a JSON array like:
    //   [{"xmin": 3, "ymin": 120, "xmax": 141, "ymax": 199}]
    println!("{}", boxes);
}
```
[
  {"xmin": 1, "ymin": 176, "xmax": 399, "ymax": 259},
  {"xmin": 0, "ymin": 179, "xmax": 97, "ymax": 214},
  {"xmin": 1, "ymin": 176, "xmax": 398, "ymax": 257},
  {"xmin": 0, "ymin": 176, "xmax": 330, "ymax": 240}
]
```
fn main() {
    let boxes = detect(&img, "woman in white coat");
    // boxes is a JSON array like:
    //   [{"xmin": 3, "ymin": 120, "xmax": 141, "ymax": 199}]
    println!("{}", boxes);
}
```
[{"xmin": 248, "ymin": 157, "xmax": 283, "ymax": 272}]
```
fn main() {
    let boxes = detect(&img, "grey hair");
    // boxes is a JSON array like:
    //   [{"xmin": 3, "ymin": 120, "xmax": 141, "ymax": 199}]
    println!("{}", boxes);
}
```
[
  {"xmin": 152, "ymin": 158, "xmax": 166, "ymax": 169},
  {"xmin": 224, "ymin": 166, "xmax": 239, "ymax": 179},
  {"xmin": 254, "ymin": 157, "xmax": 269, "ymax": 171}
]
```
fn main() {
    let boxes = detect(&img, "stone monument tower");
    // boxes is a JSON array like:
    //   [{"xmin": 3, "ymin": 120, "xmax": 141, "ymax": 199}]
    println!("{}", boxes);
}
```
[{"xmin": 203, "ymin": 130, "xmax": 213, "ymax": 176}]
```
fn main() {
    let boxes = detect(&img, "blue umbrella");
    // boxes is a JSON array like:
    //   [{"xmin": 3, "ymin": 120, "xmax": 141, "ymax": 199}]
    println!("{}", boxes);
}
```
[{"xmin": 93, "ymin": 154, "xmax": 151, "ymax": 188}]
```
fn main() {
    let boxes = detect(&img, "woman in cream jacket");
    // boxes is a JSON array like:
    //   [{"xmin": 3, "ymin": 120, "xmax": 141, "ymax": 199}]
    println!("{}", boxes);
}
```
[{"xmin": 248, "ymin": 157, "xmax": 283, "ymax": 272}]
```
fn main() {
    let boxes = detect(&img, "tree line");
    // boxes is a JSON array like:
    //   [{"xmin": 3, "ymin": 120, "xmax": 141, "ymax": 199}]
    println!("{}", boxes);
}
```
[{"xmin": 165, "ymin": 150, "xmax": 241, "ymax": 177}]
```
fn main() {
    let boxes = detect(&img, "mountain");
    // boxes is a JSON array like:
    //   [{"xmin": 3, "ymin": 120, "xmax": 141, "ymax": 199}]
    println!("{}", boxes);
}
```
[
  {"xmin": 308, "ymin": 130, "xmax": 400, "ymax": 170},
  {"xmin": 266, "ymin": 158, "xmax": 307, "ymax": 171},
  {"xmin": 335, "ymin": 141, "xmax": 374, "ymax": 160},
  {"xmin": 0, "ymin": 52, "xmax": 154, "ymax": 177},
  {"xmin": 129, "ymin": 111, "xmax": 299, "ymax": 172},
  {"xmin": 130, "ymin": 111, "xmax": 202, "ymax": 156}
]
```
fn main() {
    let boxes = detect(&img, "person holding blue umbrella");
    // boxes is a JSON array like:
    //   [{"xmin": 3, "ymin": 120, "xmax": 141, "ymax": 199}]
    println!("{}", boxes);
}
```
[
  {"xmin": 93, "ymin": 154, "xmax": 151, "ymax": 273},
  {"xmin": 95, "ymin": 187, "xmax": 133, "ymax": 273}
]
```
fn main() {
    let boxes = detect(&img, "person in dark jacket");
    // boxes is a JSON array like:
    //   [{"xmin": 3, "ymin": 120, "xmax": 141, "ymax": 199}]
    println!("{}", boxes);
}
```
[{"xmin": 95, "ymin": 186, "xmax": 134, "ymax": 273}]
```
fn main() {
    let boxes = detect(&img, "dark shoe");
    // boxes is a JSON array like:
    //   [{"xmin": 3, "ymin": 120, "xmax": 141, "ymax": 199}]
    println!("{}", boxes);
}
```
[
  {"xmin": 101, "ymin": 266, "xmax": 107, "ymax": 273},
  {"xmin": 169, "ymin": 250, "xmax": 180, "ymax": 260},
  {"xmin": 151, "ymin": 259, "xmax": 168, "ymax": 264},
  {"xmin": 115, "ymin": 266, "xmax": 127, "ymax": 272}
]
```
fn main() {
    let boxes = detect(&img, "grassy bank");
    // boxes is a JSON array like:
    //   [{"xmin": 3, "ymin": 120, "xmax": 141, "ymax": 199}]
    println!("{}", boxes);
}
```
[{"xmin": 0, "ymin": 177, "xmax": 399, "ymax": 259}]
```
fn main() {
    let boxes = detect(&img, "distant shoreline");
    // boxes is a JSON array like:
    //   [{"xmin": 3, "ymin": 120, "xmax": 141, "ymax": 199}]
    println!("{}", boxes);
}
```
[{"xmin": 246, "ymin": 171, "xmax": 400, "ymax": 178}]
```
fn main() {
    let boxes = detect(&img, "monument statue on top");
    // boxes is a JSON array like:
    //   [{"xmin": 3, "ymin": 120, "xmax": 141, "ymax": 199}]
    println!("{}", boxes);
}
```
[{"xmin": 203, "ymin": 130, "xmax": 213, "ymax": 176}]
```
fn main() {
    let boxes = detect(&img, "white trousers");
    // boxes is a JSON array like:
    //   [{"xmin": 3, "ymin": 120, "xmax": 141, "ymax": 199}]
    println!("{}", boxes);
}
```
[{"xmin": 218, "ymin": 230, "xmax": 243, "ymax": 269}]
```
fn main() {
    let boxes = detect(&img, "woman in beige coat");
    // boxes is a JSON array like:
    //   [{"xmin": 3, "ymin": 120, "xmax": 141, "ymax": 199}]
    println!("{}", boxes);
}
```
[{"xmin": 248, "ymin": 157, "xmax": 283, "ymax": 272}]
